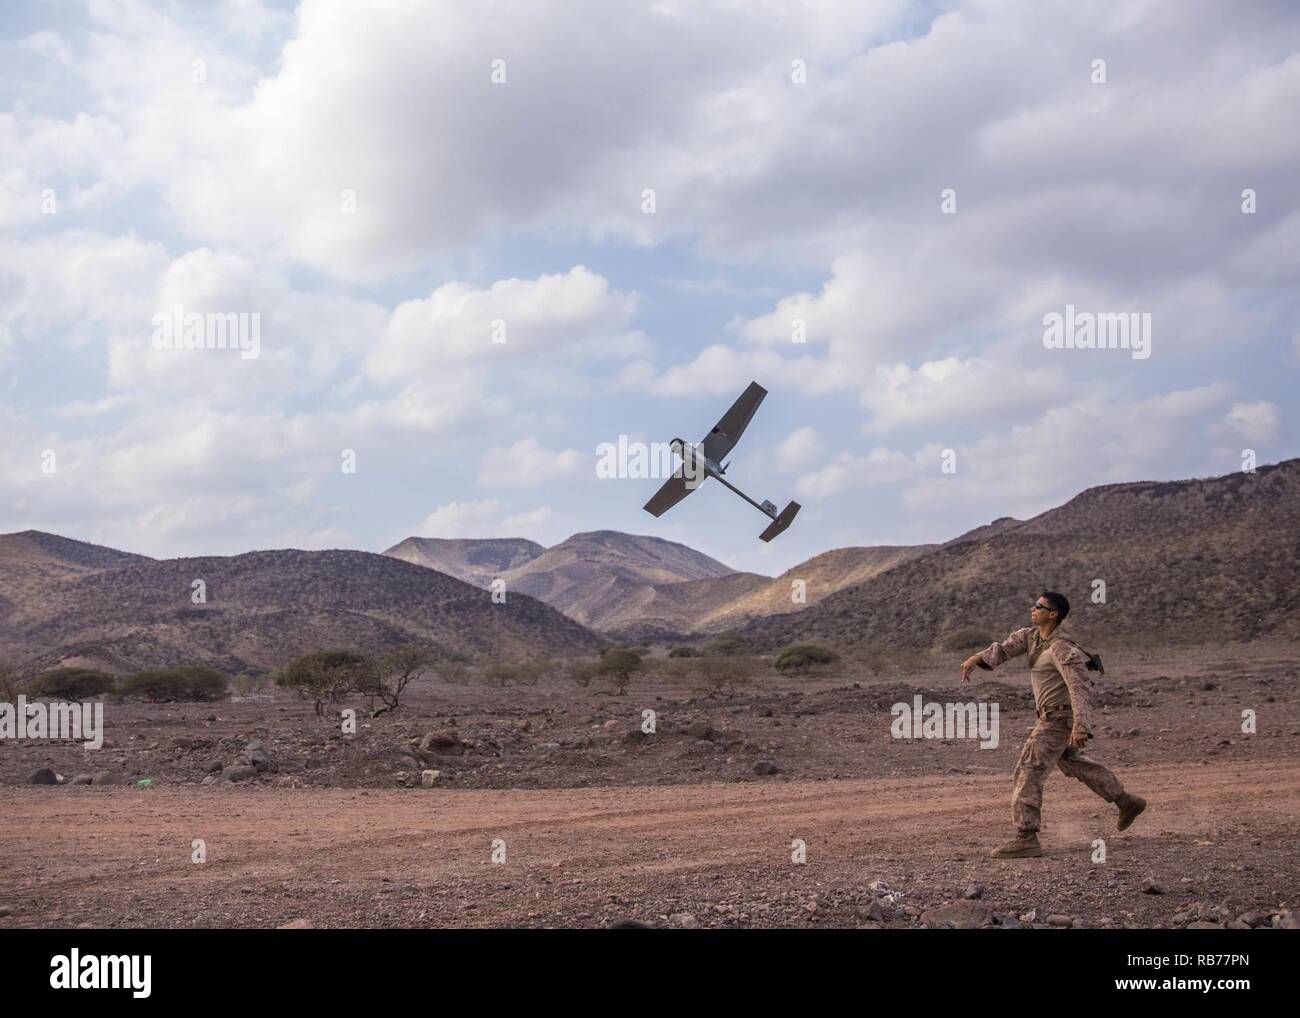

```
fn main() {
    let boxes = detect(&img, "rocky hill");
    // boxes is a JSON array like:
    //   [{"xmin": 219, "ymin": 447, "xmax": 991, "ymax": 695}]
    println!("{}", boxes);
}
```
[
  {"xmin": 736, "ymin": 459, "xmax": 1300, "ymax": 652},
  {"xmin": 0, "ymin": 538, "xmax": 601, "ymax": 675}
]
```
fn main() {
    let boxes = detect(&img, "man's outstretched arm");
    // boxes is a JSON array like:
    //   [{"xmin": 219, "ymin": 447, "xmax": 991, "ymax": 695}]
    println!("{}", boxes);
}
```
[{"xmin": 961, "ymin": 627, "xmax": 1032, "ymax": 681}]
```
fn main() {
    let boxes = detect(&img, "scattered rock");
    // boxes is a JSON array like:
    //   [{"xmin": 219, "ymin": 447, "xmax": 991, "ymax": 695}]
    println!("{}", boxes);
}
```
[
  {"xmin": 224, "ymin": 764, "xmax": 258, "ymax": 782},
  {"xmin": 963, "ymin": 883, "xmax": 984, "ymax": 900},
  {"xmin": 419, "ymin": 731, "xmax": 468, "ymax": 755},
  {"xmin": 1142, "ymin": 879, "xmax": 1164, "ymax": 895},
  {"xmin": 238, "ymin": 743, "xmax": 271, "ymax": 772},
  {"xmin": 90, "ymin": 771, "xmax": 116, "ymax": 785},
  {"xmin": 277, "ymin": 918, "xmax": 312, "ymax": 929},
  {"xmin": 668, "ymin": 913, "xmax": 700, "ymax": 928},
  {"xmin": 27, "ymin": 768, "xmax": 58, "ymax": 785},
  {"xmin": 752, "ymin": 760, "xmax": 780, "ymax": 776},
  {"xmin": 685, "ymin": 721, "xmax": 713, "ymax": 740},
  {"xmin": 860, "ymin": 901, "xmax": 887, "ymax": 922},
  {"xmin": 420, "ymin": 769, "xmax": 441, "ymax": 788},
  {"xmin": 921, "ymin": 901, "xmax": 993, "ymax": 929},
  {"xmin": 67, "ymin": 774, "xmax": 94, "ymax": 786},
  {"xmin": 1046, "ymin": 914, "xmax": 1073, "ymax": 928}
]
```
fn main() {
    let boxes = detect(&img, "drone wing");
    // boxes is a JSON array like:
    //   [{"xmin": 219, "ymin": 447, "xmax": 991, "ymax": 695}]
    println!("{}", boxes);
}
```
[
  {"xmin": 642, "ymin": 467, "xmax": 702, "ymax": 517},
  {"xmin": 701, "ymin": 381, "xmax": 766, "ymax": 465}
]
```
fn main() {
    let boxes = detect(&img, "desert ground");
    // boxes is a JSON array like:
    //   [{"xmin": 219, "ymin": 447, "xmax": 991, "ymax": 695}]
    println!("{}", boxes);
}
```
[{"xmin": 2, "ymin": 642, "xmax": 1298, "ymax": 929}]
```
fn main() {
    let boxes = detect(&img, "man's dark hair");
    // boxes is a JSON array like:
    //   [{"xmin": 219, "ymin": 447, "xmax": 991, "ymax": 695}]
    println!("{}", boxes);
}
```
[{"xmin": 1040, "ymin": 590, "xmax": 1070, "ymax": 621}]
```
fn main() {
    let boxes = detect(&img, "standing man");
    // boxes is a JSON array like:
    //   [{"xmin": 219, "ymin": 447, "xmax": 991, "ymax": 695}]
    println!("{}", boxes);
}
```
[{"xmin": 960, "ymin": 591, "xmax": 1146, "ymax": 858}]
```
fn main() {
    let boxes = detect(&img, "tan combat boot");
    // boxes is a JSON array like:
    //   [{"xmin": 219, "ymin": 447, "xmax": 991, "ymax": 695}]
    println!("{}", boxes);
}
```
[
  {"xmin": 990, "ymin": 833, "xmax": 1043, "ymax": 858},
  {"xmin": 1116, "ymin": 793, "xmax": 1147, "ymax": 831}
]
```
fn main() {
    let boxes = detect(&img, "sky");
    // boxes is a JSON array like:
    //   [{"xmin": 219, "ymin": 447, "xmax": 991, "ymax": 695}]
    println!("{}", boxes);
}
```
[{"xmin": 1, "ymin": 0, "xmax": 1296, "ymax": 576}]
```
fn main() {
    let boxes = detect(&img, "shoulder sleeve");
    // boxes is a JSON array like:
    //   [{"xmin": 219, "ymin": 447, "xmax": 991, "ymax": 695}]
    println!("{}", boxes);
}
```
[
  {"xmin": 976, "ymin": 627, "xmax": 1033, "ymax": 669},
  {"xmin": 1054, "ymin": 641, "xmax": 1098, "ymax": 735}
]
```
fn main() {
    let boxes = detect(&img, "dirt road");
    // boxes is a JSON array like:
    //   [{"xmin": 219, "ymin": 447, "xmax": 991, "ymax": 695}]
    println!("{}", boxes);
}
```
[{"xmin": 3, "ymin": 758, "xmax": 1297, "ymax": 928}]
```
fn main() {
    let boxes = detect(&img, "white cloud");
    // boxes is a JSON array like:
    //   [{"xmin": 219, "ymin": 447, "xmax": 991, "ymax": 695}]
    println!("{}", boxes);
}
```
[
  {"xmin": 420, "ymin": 498, "xmax": 554, "ymax": 541},
  {"xmin": 366, "ymin": 266, "xmax": 645, "ymax": 385},
  {"xmin": 0, "ymin": 232, "xmax": 167, "ymax": 345},
  {"xmin": 775, "ymin": 426, "xmax": 822, "ymax": 472},
  {"xmin": 860, "ymin": 357, "xmax": 1071, "ymax": 434},
  {"xmin": 900, "ymin": 383, "xmax": 1235, "ymax": 521},
  {"xmin": 795, "ymin": 446, "xmax": 924, "ymax": 499},
  {"xmin": 478, "ymin": 437, "xmax": 583, "ymax": 489},
  {"xmin": 1222, "ymin": 400, "xmax": 1281, "ymax": 445}
]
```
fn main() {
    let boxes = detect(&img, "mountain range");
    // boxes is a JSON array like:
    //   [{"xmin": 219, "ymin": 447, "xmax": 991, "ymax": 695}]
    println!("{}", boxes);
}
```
[
  {"xmin": 3, "ymin": 458, "xmax": 1296, "ymax": 673},
  {"xmin": 0, "ymin": 531, "xmax": 600, "ymax": 675}
]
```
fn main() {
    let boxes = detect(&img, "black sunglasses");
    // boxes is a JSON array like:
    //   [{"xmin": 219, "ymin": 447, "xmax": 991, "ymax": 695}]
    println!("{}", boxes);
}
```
[{"xmin": 1031, "ymin": 603, "xmax": 1056, "ymax": 612}]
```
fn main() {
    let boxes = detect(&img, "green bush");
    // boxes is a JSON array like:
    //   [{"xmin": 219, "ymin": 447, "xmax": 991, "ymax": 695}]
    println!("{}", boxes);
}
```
[
  {"xmin": 942, "ymin": 628, "xmax": 994, "ymax": 653},
  {"xmin": 119, "ymin": 667, "xmax": 229, "ymax": 702},
  {"xmin": 704, "ymin": 634, "xmax": 747, "ymax": 657},
  {"xmin": 668, "ymin": 646, "xmax": 701, "ymax": 658},
  {"xmin": 773, "ymin": 643, "xmax": 839, "ymax": 673},
  {"xmin": 32, "ymin": 668, "xmax": 116, "ymax": 701},
  {"xmin": 231, "ymin": 672, "xmax": 270, "ymax": 696}
]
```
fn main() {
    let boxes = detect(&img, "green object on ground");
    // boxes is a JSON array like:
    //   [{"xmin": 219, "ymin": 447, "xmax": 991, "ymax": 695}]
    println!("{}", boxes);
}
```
[{"xmin": 136, "ymin": 778, "xmax": 154, "ymax": 787}]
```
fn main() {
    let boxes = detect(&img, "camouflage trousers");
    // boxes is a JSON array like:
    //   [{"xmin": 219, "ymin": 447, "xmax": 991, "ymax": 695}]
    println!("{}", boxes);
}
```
[{"xmin": 1012, "ymin": 708, "xmax": 1125, "ymax": 835}]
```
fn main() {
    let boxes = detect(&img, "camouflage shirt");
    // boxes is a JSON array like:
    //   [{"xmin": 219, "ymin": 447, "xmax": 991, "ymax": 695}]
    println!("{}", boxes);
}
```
[{"xmin": 976, "ymin": 627, "xmax": 1098, "ymax": 737}]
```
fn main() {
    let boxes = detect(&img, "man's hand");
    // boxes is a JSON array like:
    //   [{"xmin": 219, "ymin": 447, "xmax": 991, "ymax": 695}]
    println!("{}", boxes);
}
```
[
  {"xmin": 960, "ymin": 655, "xmax": 981, "ymax": 683},
  {"xmin": 1069, "ymin": 731, "xmax": 1089, "ymax": 750}
]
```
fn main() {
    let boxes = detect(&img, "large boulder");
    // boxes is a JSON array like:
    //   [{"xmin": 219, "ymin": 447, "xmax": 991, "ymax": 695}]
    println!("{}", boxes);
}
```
[
  {"xmin": 920, "ymin": 901, "xmax": 994, "ymax": 929},
  {"xmin": 223, "ymin": 764, "xmax": 258, "ymax": 782},
  {"xmin": 419, "ymin": 731, "xmax": 468, "ymax": 754},
  {"xmin": 27, "ymin": 768, "xmax": 58, "ymax": 785}
]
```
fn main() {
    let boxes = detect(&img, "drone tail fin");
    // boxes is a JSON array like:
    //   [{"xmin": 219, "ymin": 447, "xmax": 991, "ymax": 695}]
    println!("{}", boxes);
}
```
[{"xmin": 758, "ymin": 501, "xmax": 801, "ymax": 542}]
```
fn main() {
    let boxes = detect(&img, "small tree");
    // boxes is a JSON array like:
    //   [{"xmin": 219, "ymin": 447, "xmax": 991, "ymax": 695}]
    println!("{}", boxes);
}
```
[
  {"xmin": 275, "ymin": 650, "xmax": 372, "ymax": 716},
  {"xmin": 773, "ymin": 643, "xmax": 839, "ymax": 674},
  {"xmin": 567, "ymin": 658, "xmax": 599, "ymax": 689},
  {"xmin": 355, "ymin": 647, "xmax": 432, "ymax": 716},
  {"xmin": 668, "ymin": 646, "xmax": 701, "ymax": 659},
  {"xmin": 32, "ymin": 668, "xmax": 116, "ymax": 701},
  {"xmin": 597, "ymin": 648, "xmax": 642, "ymax": 695},
  {"xmin": 478, "ymin": 661, "xmax": 524, "ymax": 689},
  {"xmin": 691, "ymin": 655, "xmax": 755, "ymax": 697}
]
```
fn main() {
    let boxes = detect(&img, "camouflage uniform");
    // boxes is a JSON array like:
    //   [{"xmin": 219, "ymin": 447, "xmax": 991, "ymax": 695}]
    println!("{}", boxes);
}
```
[{"xmin": 977, "ymin": 627, "xmax": 1126, "ymax": 835}]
